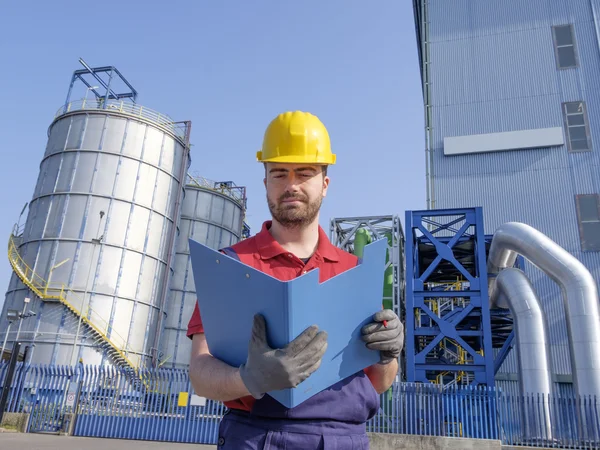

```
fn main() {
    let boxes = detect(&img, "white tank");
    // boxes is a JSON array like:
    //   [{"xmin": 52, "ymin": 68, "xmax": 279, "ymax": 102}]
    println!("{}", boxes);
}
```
[
  {"xmin": 159, "ymin": 175, "xmax": 246, "ymax": 368},
  {"xmin": 2, "ymin": 100, "xmax": 191, "ymax": 369}
]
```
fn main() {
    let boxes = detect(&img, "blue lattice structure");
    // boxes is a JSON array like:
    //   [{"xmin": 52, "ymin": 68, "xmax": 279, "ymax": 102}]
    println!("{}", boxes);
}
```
[{"xmin": 405, "ymin": 207, "xmax": 495, "ymax": 388}]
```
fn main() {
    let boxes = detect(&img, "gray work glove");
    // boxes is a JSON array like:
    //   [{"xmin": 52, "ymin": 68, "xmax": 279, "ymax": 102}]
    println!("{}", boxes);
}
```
[
  {"xmin": 239, "ymin": 314, "xmax": 328, "ymax": 399},
  {"xmin": 361, "ymin": 309, "xmax": 404, "ymax": 364}
]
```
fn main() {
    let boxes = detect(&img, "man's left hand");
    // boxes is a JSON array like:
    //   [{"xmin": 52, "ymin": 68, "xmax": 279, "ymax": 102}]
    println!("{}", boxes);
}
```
[{"xmin": 361, "ymin": 309, "xmax": 404, "ymax": 364}]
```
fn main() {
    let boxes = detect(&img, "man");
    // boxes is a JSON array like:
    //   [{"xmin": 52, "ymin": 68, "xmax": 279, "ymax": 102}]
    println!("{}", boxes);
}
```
[{"xmin": 187, "ymin": 111, "xmax": 404, "ymax": 449}]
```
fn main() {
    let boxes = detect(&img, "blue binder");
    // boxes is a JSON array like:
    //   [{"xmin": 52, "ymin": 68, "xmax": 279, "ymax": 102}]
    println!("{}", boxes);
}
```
[{"xmin": 189, "ymin": 237, "xmax": 387, "ymax": 408}]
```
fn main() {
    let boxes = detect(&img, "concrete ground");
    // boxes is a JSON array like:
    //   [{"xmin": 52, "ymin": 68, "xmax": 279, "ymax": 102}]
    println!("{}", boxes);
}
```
[
  {"xmin": 0, "ymin": 431, "xmax": 555, "ymax": 450},
  {"xmin": 0, "ymin": 433, "xmax": 216, "ymax": 450}
]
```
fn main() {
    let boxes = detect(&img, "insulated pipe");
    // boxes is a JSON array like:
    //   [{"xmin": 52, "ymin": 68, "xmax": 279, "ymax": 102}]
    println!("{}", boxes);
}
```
[
  {"xmin": 490, "ymin": 268, "xmax": 553, "ymax": 398},
  {"xmin": 491, "ymin": 268, "xmax": 553, "ymax": 441},
  {"xmin": 488, "ymin": 222, "xmax": 600, "ymax": 399}
]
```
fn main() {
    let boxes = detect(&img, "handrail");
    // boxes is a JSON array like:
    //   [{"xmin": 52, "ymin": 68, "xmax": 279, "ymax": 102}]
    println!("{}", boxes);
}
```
[
  {"xmin": 55, "ymin": 99, "xmax": 189, "ymax": 142},
  {"xmin": 186, "ymin": 172, "xmax": 247, "ymax": 206},
  {"xmin": 7, "ymin": 233, "xmax": 137, "ymax": 371}
]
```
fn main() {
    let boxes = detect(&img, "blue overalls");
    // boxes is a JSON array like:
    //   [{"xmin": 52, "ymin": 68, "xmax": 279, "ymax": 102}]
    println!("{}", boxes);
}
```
[{"xmin": 216, "ymin": 370, "xmax": 379, "ymax": 449}]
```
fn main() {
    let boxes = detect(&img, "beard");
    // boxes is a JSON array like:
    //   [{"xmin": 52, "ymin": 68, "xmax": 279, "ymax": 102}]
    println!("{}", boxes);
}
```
[{"xmin": 267, "ymin": 190, "xmax": 322, "ymax": 228}]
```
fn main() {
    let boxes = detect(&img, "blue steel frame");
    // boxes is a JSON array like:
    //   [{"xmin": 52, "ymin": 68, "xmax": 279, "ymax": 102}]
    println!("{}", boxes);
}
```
[
  {"xmin": 242, "ymin": 222, "xmax": 251, "ymax": 239},
  {"xmin": 64, "ymin": 57, "xmax": 139, "ymax": 112},
  {"xmin": 405, "ymin": 207, "xmax": 495, "ymax": 388},
  {"xmin": 494, "ymin": 330, "xmax": 515, "ymax": 374}
]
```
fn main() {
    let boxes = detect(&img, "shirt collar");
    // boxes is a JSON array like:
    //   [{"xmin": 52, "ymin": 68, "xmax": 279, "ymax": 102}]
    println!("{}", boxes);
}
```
[{"xmin": 255, "ymin": 220, "xmax": 340, "ymax": 262}]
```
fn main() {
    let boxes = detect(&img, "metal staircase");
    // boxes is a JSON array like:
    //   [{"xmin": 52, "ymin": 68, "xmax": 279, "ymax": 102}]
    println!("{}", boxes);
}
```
[{"xmin": 7, "ymin": 229, "xmax": 141, "ymax": 379}]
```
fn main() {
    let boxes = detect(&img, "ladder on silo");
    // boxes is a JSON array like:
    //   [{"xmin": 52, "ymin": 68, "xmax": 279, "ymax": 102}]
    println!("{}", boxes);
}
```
[{"xmin": 7, "ymin": 230, "xmax": 150, "ymax": 389}]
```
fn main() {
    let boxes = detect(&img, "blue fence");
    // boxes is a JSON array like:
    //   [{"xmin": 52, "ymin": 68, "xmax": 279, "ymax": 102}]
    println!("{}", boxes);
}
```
[{"xmin": 1, "ymin": 362, "xmax": 600, "ymax": 448}]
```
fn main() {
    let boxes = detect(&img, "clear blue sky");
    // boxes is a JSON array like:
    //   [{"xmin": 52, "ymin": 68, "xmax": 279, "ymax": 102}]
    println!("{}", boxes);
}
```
[{"xmin": 0, "ymin": 1, "xmax": 425, "ymax": 312}]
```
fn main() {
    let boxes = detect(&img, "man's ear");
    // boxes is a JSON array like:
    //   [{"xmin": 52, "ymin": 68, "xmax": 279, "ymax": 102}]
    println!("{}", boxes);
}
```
[
  {"xmin": 322, "ymin": 175, "xmax": 330, "ymax": 197},
  {"xmin": 263, "ymin": 162, "xmax": 268, "ymax": 188}
]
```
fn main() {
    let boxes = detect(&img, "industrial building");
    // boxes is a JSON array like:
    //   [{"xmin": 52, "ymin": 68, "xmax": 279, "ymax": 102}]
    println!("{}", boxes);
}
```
[
  {"xmin": 1, "ymin": 59, "xmax": 248, "ymax": 371},
  {"xmin": 412, "ymin": 0, "xmax": 600, "ymax": 398}
]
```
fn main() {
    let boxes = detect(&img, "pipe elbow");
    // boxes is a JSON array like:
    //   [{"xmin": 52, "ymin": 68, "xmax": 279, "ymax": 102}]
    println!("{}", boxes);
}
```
[{"xmin": 487, "ymin": 221, "xmax": 600, "ymax": 398}]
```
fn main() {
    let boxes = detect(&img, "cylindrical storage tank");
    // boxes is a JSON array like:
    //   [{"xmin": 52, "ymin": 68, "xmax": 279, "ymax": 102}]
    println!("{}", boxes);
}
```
[
  {"xmin": 1, "ymin": 102, "xmax": 190, "ymax": 369},
  {"xmin": 159, "ymin": 175, "xmax": 245, "ymax": 369}
]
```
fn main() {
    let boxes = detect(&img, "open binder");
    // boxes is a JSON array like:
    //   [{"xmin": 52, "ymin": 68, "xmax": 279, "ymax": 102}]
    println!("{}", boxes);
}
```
[{"xmin": 189, "ymin": 237, "xmax": 387, "ymax": 408}]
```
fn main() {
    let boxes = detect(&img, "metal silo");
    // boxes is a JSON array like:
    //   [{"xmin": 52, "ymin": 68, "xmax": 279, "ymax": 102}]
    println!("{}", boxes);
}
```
[
  {"xmin": 158, "ymin": 174, "xmax": 247, "ymax": 369},
  {"xmin": 1, "ymin": 59, "xmax": 191, "ymax": 371}
]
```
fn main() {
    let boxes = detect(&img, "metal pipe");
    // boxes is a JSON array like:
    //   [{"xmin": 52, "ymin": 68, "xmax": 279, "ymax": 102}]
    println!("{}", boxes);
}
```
[
  {"xmin": 419, "ymin": 0, "xmax": 435, "ymax": 209},
  {"xmin": 14, "ymin": 297, "xmax": 30, "ymax": 344},
  {"xmin": 78, "ymin": 58, "xmax": 120, "ymax": 102},
  {"xmin": 491, "ymin": 268, "xmax": 553, "ymax": 396},
  {"xmin": 490, "ymin": 268, "xmax": 553, "ymax": 440},
  {"xmin": 488, "ymin": 222, "xmax": 600, "ymax": 398},
  {"xmin": 591, "ymin": 0, "xmax": 600, "ymax": 61},
  {"xmin": 0, "ymin": 322, "xmax": 12, "ymax": 360}
]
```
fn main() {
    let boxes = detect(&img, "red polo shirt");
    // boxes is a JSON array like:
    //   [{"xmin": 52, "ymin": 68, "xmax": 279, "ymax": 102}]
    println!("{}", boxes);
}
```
[{"xmin": 186, "ymin": 220, "xmax": 359, "ymax": 411}]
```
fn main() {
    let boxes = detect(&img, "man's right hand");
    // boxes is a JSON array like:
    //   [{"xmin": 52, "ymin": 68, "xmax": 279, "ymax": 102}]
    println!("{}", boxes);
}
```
[{"xmin": 239, "ymin": 314, "xmax": 328, "ymax": 399}]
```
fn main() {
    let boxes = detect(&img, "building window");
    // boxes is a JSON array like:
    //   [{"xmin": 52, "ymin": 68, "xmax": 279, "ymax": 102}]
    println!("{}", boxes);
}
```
[
  {"xmin": 562, "ymin": 101, "xmax": 592, "ymax": 152},
  {"xmin": 552, "ymin": 24, "xmax": 578, "ymax": 69},
  {"xmin": 576, "ymin": 194, "xmax": 600, "ymax": 251}
]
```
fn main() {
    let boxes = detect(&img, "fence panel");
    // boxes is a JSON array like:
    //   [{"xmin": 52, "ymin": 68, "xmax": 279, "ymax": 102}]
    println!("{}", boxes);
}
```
[
  {"xmin": 73, "ymin": 366, "xmax": 225, "ymax": 445},
  {"xmin": 0, "ymin": 363, "xmax": 78, "ymax": 433},
  {"xmin": 0, "ymin": 362, "xmax": 32, "ymax": 414},
  {"xmin": 497, "ymin": 391, "xmax": 600, "ymax": 449},
  {"xmin": 366, "ymin": 383, "xmax": 498, "ymax": 440},
  {"xmin": 3, "ymin": 362, "xmax": 600, "ymax": 448},
  {"xmin": 27, "ymin": 365, "xmax": 76, "ymax": 433}
]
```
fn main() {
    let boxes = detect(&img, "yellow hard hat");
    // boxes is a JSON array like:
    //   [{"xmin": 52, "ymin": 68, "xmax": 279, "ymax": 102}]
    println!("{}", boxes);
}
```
[{"xmin": 257, "ymin": 111, "xmax": 336, "ymax": 165}]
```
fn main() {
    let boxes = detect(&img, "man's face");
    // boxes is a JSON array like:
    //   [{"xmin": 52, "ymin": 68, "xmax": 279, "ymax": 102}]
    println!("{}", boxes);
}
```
[{"xmin": 264, "ymin": 163, "xmax": 330, "ymax": 228}]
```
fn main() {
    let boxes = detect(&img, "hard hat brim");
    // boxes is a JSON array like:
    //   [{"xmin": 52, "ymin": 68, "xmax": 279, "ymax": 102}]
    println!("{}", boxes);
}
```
[{"xmin": 256, "ymin": 151, "xmax": 336, "ymax": 165}]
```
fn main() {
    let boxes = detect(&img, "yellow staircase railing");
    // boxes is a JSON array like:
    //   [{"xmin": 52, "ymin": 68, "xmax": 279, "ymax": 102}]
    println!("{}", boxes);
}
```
[
  {"xmin": 7, "ymin": 232, "xmax": 142, "ymax": 378},
  {"xmin": 434, "ymin": 339, "xmax": 470, "ymax": 386}
]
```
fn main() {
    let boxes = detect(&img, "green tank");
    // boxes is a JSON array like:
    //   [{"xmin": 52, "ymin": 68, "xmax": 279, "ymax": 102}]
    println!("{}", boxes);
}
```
[
  {"xmin": 352, "ymin": 229, "xmax": 394, "ymax": 310},
  {"xmin": 382, "ymin": 232, "xmax": 394, "ymax": 311},
  {"xmin": 352, "ymin": 228, "xmax": 371, "ymax": 258},
  {"xmin": 353, "ymin": 228, "xmax": 396, "ymax": 402}
]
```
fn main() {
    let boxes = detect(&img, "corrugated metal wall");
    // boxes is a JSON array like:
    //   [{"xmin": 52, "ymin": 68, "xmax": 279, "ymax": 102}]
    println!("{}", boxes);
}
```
[{"xmin": 424, "ymin": 0, "xmax": 600, "ymax": 384}]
